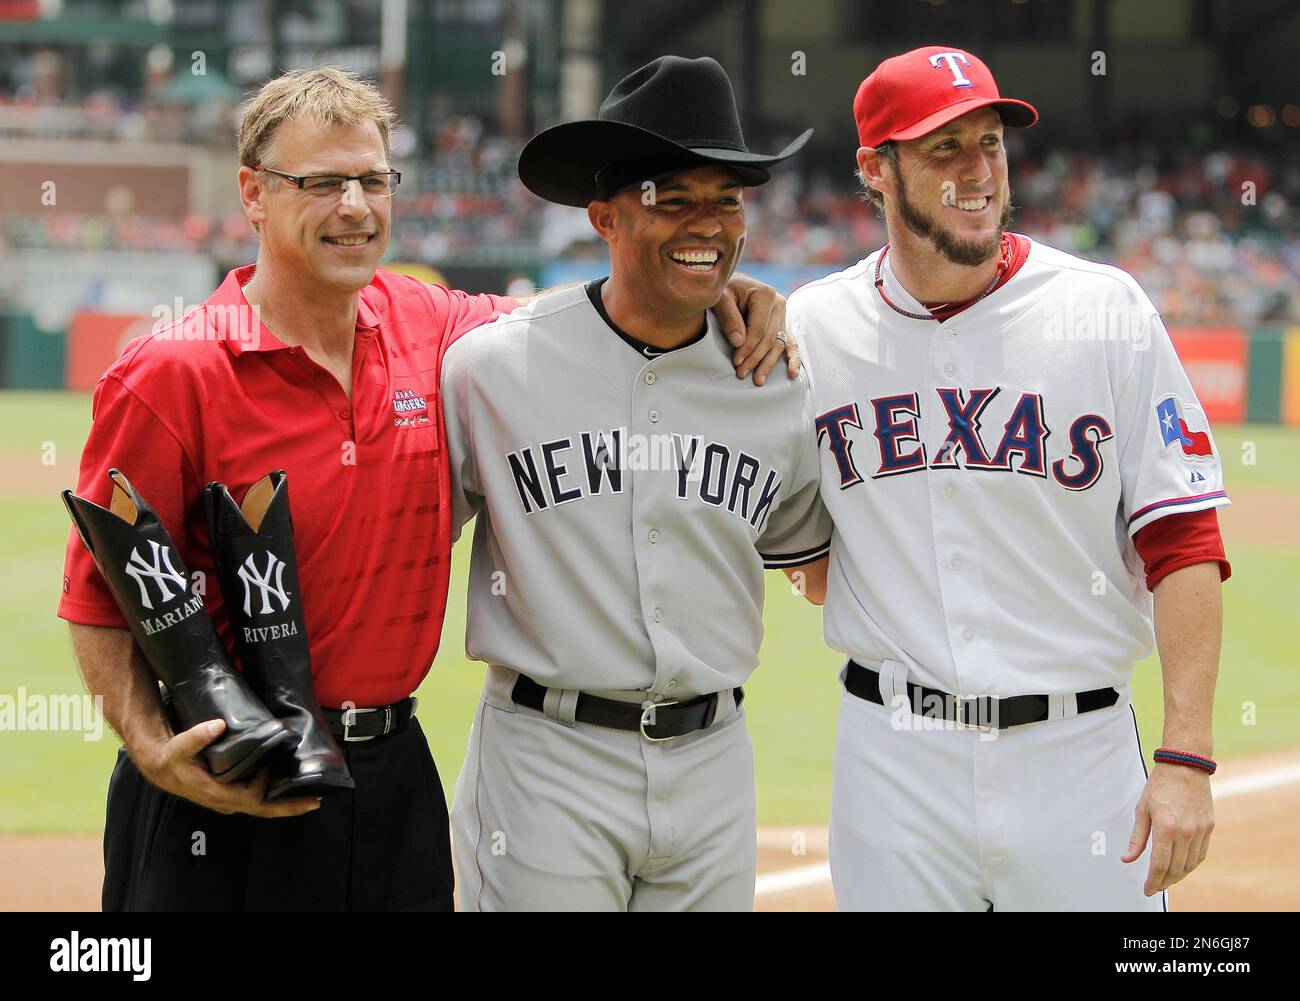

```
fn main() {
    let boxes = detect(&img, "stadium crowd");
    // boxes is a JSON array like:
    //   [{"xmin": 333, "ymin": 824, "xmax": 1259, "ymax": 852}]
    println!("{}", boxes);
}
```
[{"xmin": 3, "ymin": 105, "xmax": 1297, "ymax": 325}]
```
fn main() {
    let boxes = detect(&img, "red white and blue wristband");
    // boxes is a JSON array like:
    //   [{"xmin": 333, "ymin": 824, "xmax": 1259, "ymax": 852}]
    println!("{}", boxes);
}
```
[{"xmin": 1153, "ymin": 748, "xmax": 1217, "ymax": 774}]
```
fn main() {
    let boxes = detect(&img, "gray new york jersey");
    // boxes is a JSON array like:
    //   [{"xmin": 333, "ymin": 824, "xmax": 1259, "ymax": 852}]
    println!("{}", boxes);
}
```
[{"xmin": 441, "ymin": 284, "xmax": 831, "ymax": 696}]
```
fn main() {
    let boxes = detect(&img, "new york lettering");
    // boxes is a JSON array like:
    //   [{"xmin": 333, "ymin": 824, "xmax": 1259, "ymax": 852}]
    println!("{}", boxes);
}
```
[{"xmin": 505, "ymin": 428, "xmax": 782, "ymax": 530}]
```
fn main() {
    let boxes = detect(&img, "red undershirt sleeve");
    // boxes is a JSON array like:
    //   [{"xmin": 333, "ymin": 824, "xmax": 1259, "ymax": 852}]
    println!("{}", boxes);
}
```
[{"xmin": 1131, "ymin": 507, "xmax": 1232, "ymax": 592}]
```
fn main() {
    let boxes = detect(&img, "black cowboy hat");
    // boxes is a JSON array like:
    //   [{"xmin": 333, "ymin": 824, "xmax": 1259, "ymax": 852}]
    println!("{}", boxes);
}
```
[{"xmin": 518, "ymin": 55, "xmax": 813, "ymax": 208}]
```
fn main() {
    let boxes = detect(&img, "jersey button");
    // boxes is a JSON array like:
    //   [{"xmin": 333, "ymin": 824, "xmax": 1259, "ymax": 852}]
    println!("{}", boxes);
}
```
[
  {"xmin": 950, "ymin": 555, "xmax": 963, "ymax": 571},
  {"xmin": 644, "ymin": 372, "xmax": 657, "ymax": 385},
  {"xmin": 339, "ymin": 409, "xmax": 351, "ymax": 420},
  {"xmin": 653, "ymin": 609, "xmax": 663, "ymax": 623},
  {"xmin": 943, "ymin": 482, "xmax": 956, "ymax": 497},
  {"xmin": 648, "ymin": 529, "xmax": 659, "ymax": 544},
  {"xmin": 943, "ymin": 363, "xmax": 957, "ymax": 377},
  {"xmin": 666, "ymin": 679, "xmax": 677, "ymax": 690},
  {"xmin": 962, "ymin": 628, "xmax": 975, "ymax": 643},
  {"xmin": 648, "ymin": 409, "xmax": 660, "ymax": 423}
]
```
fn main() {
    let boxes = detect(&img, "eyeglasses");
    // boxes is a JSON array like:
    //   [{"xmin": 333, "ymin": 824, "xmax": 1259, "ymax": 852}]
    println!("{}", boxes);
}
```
[{"xmin": 255, "ymin": 165, "xmax": 402, "ymax": 198}]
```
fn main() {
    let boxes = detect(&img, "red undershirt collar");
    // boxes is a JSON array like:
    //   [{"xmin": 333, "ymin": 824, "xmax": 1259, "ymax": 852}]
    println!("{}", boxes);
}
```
[{"xmin": 875, "ymin": 233, "xmax": 1031, "ymax": 322}]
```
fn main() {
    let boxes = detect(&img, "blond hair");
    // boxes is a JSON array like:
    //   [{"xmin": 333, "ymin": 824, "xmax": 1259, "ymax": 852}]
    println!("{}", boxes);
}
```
[{"xmin": 238, "ymin": 66, "xmax": 398, "ymax": 169}]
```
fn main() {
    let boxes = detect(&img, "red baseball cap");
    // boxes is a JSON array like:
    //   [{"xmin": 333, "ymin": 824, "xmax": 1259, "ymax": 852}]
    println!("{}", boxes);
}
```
[{"xmin": 854, "ymin": 45, "xmax": 1037, "ymax": 149}]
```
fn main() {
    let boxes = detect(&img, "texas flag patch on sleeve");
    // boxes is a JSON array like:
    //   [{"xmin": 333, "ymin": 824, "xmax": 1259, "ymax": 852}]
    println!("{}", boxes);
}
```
[{"xmin": 1156, "ymin": 395, "xmax": 1214, "ymax": 458}]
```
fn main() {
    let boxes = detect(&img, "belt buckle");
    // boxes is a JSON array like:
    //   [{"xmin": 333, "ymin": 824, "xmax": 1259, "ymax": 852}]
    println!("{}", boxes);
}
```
[
  {"xmin": 952, "ymin": 694, "xmax": 995, "ymax": 732},
  {"xmin": 639, "ymin": 699, "xmax": 679, "ymax": 742},
  {"xmin": 341, "ymin": 706, "xmax": 378, "ymax": 742}
]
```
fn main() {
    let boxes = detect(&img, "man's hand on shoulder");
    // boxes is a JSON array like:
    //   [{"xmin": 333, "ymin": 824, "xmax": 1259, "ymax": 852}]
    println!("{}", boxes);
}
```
[{"xmin": 716, "ymin": 273, "xmax": 799, "ymax": 385}]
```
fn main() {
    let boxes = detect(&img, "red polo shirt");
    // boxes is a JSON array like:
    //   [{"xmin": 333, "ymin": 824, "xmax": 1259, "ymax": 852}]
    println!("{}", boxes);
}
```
[{"xmin": 58, "ymin": 265, "xmax": 516, "ymax": 708}]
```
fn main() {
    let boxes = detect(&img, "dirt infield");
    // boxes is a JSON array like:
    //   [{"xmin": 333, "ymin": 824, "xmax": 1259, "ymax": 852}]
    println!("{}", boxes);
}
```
[
  {"xmin": 0, "ymin": 454, "xmax": 74, "ymax": 499},
  {"xmin": 1217, "ymin": 487, "xmax": 1300, "ymax": 548},
  {"xmin": 4, "ymin": 746, "xmax": 1297, "ymax": 911}
]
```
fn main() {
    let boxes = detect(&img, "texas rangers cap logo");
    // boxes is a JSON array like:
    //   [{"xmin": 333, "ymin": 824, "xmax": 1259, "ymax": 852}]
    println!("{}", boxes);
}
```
[
  {"xmin": 1156, "ymin": 395, "xmax": 1214, "ymax": 460},
  {"xmin": 929, "ymin": 52, "xmax": 974, "ymax": 88}
]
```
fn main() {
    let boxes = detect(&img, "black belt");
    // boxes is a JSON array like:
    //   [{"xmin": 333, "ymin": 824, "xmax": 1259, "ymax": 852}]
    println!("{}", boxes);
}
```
[
  {"xmin": 323, "ymin": 698, "xmax": 417, "ymax": 742},
  {"xmin": 845, "ymin": 660, "xmax": 1118, "ymax": 730},
  {"xmin": 511, "ymin": 673, "xmax": 743, "ymax": 741}
]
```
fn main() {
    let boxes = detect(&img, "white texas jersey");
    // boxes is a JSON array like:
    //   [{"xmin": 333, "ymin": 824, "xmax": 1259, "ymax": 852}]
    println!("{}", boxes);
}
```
[
  {"xmin": 788, "ymin": 237, "xmax": 1229, "ymax": 697},
  {"xmin": 442, "ymin": 282, "xmax": 831, "ymax": 697}
]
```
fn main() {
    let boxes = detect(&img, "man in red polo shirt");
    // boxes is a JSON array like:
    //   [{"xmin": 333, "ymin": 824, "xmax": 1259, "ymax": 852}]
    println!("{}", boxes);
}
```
[{"xmin": 59, "ymin": 67, "xmax": 794, "ymax": 911}]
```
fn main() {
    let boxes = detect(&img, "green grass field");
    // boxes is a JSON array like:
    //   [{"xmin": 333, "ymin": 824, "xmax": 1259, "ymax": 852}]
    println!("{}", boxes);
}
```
[{"xmin": 1, "ymin": 390, "xmax": 1296, "ymax": 832}]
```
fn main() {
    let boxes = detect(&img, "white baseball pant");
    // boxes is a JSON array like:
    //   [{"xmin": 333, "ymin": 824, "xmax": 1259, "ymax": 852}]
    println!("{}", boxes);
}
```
[{"xmin": 829, "ymin": 661, "xmax": 1168, "ymax": 912}]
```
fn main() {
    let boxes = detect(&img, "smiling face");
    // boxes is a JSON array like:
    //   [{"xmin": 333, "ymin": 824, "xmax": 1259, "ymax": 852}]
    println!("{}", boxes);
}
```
[
  {"xmin": 239, "ymin": 117, "xmax": 391, "ymax": 294},
  {"xmin": 589, "ymin": 164, "xmax": 746, "ymax": 318},
  {"xmin": 867, "ymin": 107, "xmax": 1011, "ymax": 266}
]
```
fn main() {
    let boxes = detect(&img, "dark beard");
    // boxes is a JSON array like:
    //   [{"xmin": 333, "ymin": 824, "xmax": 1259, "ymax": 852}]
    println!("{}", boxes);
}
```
[{"xmin": 894, "ymin": 170, "xmax": 1012, "ymax": 267}]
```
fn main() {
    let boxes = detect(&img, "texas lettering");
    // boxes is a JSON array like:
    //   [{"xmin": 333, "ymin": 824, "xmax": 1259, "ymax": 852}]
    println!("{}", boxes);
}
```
[{"xmin": 816, "ymin": 387, "xmax": 1114, "ymax": 492}]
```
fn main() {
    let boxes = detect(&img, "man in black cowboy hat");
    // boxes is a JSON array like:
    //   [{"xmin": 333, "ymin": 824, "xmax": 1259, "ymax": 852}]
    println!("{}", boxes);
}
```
[{"xmin": 441, "ymin": 55, "xmax": 831, "ymax": 911}]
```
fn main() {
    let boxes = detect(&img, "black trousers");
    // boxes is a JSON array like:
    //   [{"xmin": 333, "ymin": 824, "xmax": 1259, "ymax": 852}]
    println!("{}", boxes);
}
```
[{"xmin": 102, "ymin": 716, "xmax": 453, "ymax": 911}]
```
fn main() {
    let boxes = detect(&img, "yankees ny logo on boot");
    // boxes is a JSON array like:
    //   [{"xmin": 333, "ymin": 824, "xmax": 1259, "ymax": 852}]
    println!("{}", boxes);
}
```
[
  {"xmin": 124, "ymin": 541, "xmax": 189, "ymax": 610},
  {"xmin": 206, "ymin": 471, "xmax": 353, "ymax": 799},
  {"xmin": 237, "ymin": 551, "xmax": 293, "ymax": 619}
]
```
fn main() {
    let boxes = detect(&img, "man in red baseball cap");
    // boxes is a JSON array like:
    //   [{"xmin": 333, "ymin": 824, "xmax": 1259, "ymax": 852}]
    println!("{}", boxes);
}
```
[
  {"xmin": 785, "ymin": 46, "xmax": 1229, "ymax": 911},
  {"xmin": 852, "ymin": 45, "xmax": 1036, "ymax": 279}
]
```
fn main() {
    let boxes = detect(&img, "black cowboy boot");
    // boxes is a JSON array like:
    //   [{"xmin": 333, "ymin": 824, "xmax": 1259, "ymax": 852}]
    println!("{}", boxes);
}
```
[
  {"xmin": 205, "ymin": 471, "xmax": 354, "ymax": 800},
  {"xmin": 62, "ymin": 469, "xmax": 293, "ymax": 782}
]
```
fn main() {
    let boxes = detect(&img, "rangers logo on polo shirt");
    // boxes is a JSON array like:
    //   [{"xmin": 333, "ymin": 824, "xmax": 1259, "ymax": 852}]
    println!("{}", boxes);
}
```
[{"xmin": 392, "ymin": 387, "xmax": 431, "ymax": 427}]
